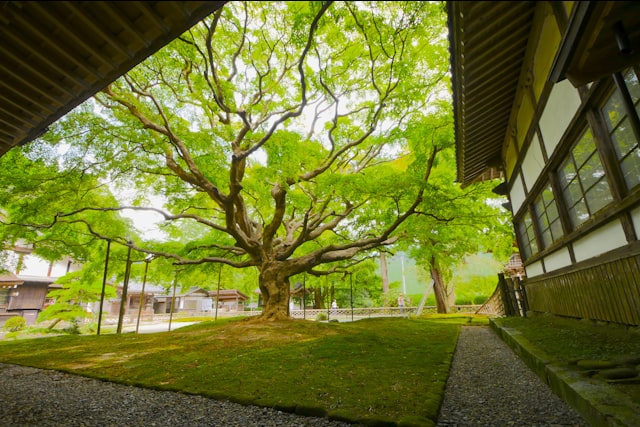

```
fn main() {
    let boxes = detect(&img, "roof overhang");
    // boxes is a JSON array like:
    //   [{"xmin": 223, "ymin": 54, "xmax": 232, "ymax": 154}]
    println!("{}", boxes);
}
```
[
  {"xmin": 210, "ymin": 289, "xmax": 249, "ymax": 300},
  {"xmin": 0, "ymin": 1, "xmax": 226, "ymax": 157},
  {"xmin": 0, "ymin": 272, "xmax": 23, "ymax": 286},
  {"xmin": 448, "ymin": 1, "xmax": 537, "ymax": 187},
  {"xmin": 549, "ymin": 1, "xmax": 640, "ymax": 87},
  {"xmin": 449, "ymin": 1, "xmax": 640, "ymax": 186}
]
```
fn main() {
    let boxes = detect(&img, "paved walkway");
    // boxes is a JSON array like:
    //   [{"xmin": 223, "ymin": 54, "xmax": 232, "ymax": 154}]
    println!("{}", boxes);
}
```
[
  {"xmin": 120, "ymin": 321, "xmax": 200, "ymax": 334},
  {"xmin": 436, "ymin": 326, "xmax": 588, "ymax": 426}
]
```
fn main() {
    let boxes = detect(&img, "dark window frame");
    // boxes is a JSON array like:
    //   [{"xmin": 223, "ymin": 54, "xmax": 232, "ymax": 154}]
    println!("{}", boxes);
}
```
[
  {"xmin": 605, "ymin": 67, "xmax": 640, "ymax": 194},
  {"xmin": 558, "ymin": 126, "xmax": 614, "ymax": 229},
  {"xmin": 532, "ymin": 182, "xmax": 563, "ymax": 249},
  {"xmin": 514, "ymin": 68, "xmax": 640, "ymax": 263}
]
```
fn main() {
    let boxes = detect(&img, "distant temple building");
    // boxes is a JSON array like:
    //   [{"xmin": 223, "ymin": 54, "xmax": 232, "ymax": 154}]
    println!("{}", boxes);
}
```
[{"xmin": 1, "ymin": 243, "xmax": 79, "ymax": 325}]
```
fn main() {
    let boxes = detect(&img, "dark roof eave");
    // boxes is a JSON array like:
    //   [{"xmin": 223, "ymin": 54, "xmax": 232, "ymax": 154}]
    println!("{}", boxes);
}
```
[{"xmin": 448, "ymin": 1, "xmax": 536, "ymax": 186}]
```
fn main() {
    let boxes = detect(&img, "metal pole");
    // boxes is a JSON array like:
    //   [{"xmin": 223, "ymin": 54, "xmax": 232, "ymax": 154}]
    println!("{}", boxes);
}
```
[
  {"xmin": 350, "ymin": 272, "xmax": 354, "ymax": 322},
  {"xmin": 97, "ymin": 239, "xmax": 111, "ymax": 335},
  {"xmin": 401, "ymin": 255, "xmax": 407, "ymax": 295},
  {"xmin": 326, "ymin": 277, "xmax": 330, "ymax": 320},
  {"xmin": 303, "ymin": 274, "xmax": 306, "ymax": 320},
  {"xmin": 135, "ymin": 257, "xmax": 151, "ymax": 334},
  {"xmin": 116, "ymin": 243, "xmax": 133, "ymax": 334},
  {"xmin": 168, "ymin": 275, "xmax": 177, "ymax": 331},
  {"xmin": 215, "ymin": 264, "xmax": 222, "ymax": 321}
]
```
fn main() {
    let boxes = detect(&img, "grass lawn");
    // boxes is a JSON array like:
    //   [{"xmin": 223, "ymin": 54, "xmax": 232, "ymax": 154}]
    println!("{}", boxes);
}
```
[
  {"xmin": 494, "ymin": 316, "xmax": 640, "ymax": 360},
  {"xmin": 0, "ymin": 316, "xmax": 487, "ymax": 427}
]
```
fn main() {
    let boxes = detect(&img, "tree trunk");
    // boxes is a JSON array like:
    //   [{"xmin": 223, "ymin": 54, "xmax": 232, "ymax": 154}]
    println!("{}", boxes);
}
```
[
  {"xmin": 380, "ymin": 252, "xmax": 390, "ymax": 294},
  {"xmin": 258, "ymin": 263, "xmax": 291, "ymax": 320},
  {"xmin": 314, "ymin": 286, "xmax": 323, "ymax": 309},
  {"xmin": 430, "ymin": 257, "xmax": 450, "ymax": 314}
]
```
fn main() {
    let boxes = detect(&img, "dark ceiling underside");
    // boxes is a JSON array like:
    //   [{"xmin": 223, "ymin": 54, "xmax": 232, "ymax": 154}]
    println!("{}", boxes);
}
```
[
  {"xmin": 0, "ymin": 1, "xmax": 226, "ymax": 157},
  {"xmin": 448, "ymin": 1, "xmax": 536, "ymax": 187},
  {"xmin": 449, "ymin": 1, "xmax": 640, "ymax": 187}
]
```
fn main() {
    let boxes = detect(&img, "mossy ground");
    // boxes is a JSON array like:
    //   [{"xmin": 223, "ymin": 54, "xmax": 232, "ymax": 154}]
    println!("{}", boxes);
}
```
[
  {"xmin": 0, "ymin": 316, "xmax": 475, "ymax": 426},
  {"xmin": 494, "ymin": 315, "xmax": 640, "ymax": 404}
]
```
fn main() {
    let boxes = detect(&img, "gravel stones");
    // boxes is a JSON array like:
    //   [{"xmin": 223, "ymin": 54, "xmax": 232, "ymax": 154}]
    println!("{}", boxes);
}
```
[
  {"xmin": 0, "ymin": 363, "xmax": 352, "ymax": 427},
  {"xmin": 0, "ymin": 326, "xmax": 595, "ymax": 426},
  {"xmin": 435, "ymin": 326, "xmax": 588, "ymax": 427}
]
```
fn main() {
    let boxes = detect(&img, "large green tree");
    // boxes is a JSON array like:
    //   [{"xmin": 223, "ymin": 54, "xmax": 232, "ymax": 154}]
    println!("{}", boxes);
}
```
[
  {"xmin": 398, "ymin": 139, "xmax": 514, "ymax": 313},
  {"xmin": 0, "ymin": 147, "xmax": 132, "ymax": 268},
  {"xmin": 2, "ymin": 1, "xmax": 452, "ymax": 320}
]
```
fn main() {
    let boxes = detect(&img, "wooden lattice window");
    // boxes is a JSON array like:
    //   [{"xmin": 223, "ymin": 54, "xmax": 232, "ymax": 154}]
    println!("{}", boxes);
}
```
[
  {"xmin": 517, "ymin": 211, "xmax": 538, "ymax": 260},
  {"xmin": 602, "ymin": 68, "xmax": 640, "ymax": 191},
  {"xmin": 558, "ymin": 128, "xmax": 613, "ymax": 229},
  {"xmin": 0, "ymin": 287, "xmax": 8, "ymax": 311},
  {"xmin": 533, "ymin": 183, "xmax": 563, "ymax": 249}
]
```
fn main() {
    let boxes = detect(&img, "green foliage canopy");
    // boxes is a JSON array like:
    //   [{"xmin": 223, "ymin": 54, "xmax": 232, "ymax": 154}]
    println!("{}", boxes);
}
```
[{"xmin": 0, "ymin": 2, "xmax": 478, "ymax": 319}]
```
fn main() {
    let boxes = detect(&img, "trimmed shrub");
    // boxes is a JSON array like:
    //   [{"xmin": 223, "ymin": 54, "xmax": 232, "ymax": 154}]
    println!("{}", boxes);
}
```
[
  {"xmin": 473, "ymin": 295, "xmax": 488, "ymax": 304},
  {"xmin": 3, "ymin": 316, "xmax": 26, "ymax": 332},
  {"xmin": 4, "ymin": 316, "xmax": 27, "ymax": 332},
  {"xmin": 455, "ymin": 297, "xmax": 472, "ymax": 305}
]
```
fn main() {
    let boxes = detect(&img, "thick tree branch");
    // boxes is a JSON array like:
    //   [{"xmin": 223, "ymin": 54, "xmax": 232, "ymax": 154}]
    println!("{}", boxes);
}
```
[
  {"xmin": 235, "ymin": 1, "xmax": 334, "ymax": 161},
  {"xmin": 101, "ymin": 85, "xmax": 228, "ymax": 209},
  {"xmin": 263, "ymin": 183, "xmax": 287, "ymax": 251}
]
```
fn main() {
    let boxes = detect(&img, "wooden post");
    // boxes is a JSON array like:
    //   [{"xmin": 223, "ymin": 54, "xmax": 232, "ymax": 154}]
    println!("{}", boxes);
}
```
[
  {"xmin": 116, "ymin": 243, "xmax": 132, "ymax": 334},
  {"xmin": 350, "ymin": 272, "xmax": 354, "ymax": 322},
  {"xmin": 135, "ymin": 257, "xmax": 151, "ymax": 334},
  {"xmin": 168, "ymin": 276, "xmax": 177, "ymax": 331},
  {"xmin": 97, "ymin": 239, "xmax": 111, "ymax": 335},
  {"xmin": 215, "ymin": 265, "xmax": 222, "ymax": 321}
]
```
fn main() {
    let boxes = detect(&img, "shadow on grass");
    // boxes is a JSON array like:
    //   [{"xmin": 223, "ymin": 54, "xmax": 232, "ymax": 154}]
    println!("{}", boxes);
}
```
[{"xmin": 0, "ymin": 315, "xmax": 486, "ymax": 426}]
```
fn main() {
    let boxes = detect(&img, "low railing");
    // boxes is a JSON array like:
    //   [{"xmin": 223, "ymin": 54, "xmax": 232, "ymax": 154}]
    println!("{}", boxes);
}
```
[
  {"xmin": 290, "ymin": 306, "xmax": 416, "ymax": 320},
  {"xmin": 290, "ymin": 305, "xmax": 482, "ymax": 320},
  {"xmin": 96, "ymin": 305, "xmax": 483, "ymax": 325}
]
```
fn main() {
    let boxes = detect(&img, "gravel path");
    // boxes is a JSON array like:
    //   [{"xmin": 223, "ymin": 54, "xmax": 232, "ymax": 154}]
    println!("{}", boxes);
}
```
[
  {"xmin": 0, "ymin": 363, "xmax": 352, "ymax": 427},
  {"xmin": 436, "ymin": 326, "xmax": 589, "ymax": 427},
  {"xmin": 0, "ymin": 326, "xmax": 592, "ymax": 426}
]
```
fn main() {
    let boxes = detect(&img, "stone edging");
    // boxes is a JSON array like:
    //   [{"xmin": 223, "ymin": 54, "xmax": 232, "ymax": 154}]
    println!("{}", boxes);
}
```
[{"xmin": 489, "ymin": 318, "xmax": 640, "ymax": 427}]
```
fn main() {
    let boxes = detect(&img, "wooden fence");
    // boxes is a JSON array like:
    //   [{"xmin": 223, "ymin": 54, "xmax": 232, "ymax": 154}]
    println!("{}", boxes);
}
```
[
  {"xmin": 476, "ymin": 273, "xmax": 528, "ymax": 318},
  {"xmin": 525, "ymin": 254, "xmax": 640, "ymax": 326}
]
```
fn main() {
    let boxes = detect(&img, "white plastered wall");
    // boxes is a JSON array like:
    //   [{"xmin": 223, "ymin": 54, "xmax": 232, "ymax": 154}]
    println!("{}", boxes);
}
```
[
  {"xmin": 543, "ymin": 247, "xmax": 572, "ymax": 272},
  {"xmin": 510, "ymin": 173, "xmax": 527, "ymax": 214},
  {"xmin": 573, "ymin": 219, "xmax": 628, "ymax": 262},
  {"xmin": 632, "ymin": 206, "xmax": 640, "ymax": 237},
  {"xmin": 521, "ymin": 134, "xmax": 546, "ymax": 191},
  {"xmin": 539, "ymin": 79, "xmax": 582, "ymax": 158},
  {"xmin": 524, "ymin": 260, "xmax": 544, "ymax": 278}
]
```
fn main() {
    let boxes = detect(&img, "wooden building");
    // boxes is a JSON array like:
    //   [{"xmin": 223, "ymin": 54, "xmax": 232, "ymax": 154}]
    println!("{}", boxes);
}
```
[
  {"xmin": 94, "ymin": 281, "xmax": 166, "ymax": 321},
  {"xmin": 448, "ymin": 1, "xmax": 640, "ymax": 325},
  {"xmin": 0, "ymin": 273, "xmax": 25, "ymax": 326},
  {"xmin": 155, "ymin": 286, "xmax": 212, "ymax": 314},
  {"xmin": 0, "ymin": 244, "xmax": 77, "ymax": 325},
  {"xmin": 0, "ymin": 2, "xmax": 226, "ymax": 156},
  {"xmin": 209, "ymin": 289, "xmax": 249, "ymax": 312}
]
